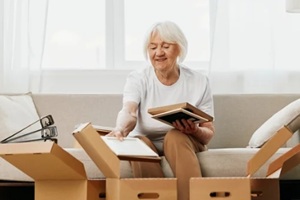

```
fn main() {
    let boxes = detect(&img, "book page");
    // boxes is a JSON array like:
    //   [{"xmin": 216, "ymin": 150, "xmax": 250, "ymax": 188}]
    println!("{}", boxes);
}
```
[{"xmin": 101, "ymin": 136, "xmax": 159, "ymax": 157}]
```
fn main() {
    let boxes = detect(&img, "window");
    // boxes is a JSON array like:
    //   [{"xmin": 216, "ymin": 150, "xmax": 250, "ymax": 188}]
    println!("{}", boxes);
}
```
[
  {"xmin": 42, "ymin": 0, "xmax": 210, "ymax": 70},
  {"xmin": 42, "ymin": 0, "xmax": 106, "ymax": 69}
]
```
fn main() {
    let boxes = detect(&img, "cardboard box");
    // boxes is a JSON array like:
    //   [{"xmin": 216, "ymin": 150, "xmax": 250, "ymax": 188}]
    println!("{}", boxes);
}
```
[
  {"xmin": 73, "ymin": 123, "xmax": 177, "ymax": 200},
  {"xmin": 250, "ymin": 178, "xmax": 279, "ymax": 200},
  {"xmin": 190, "ymin": 125, "xmax": 295, "ymax": 200},
  {"xmin": 0, "ymin": 142, "xmax": 106, "ymax": 200},
  {"xmin": 190, "ymin": 177, "xmax": 251, "ymax": 199},
  {"xmin": 249, "ymin": 143, "xmax": 300, "ymax": 200}
]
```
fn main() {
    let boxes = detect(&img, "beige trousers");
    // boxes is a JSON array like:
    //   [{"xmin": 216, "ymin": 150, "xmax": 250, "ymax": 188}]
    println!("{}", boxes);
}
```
[{"xmin": 131, "ymin": 129, "xmax": 206, "ymax": 200}]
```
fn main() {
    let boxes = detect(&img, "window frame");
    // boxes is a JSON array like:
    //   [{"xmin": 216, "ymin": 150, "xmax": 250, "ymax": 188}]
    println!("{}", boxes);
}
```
[
  {"xmin": 0, "ymin": 0, "xmax": 211, "ymax": 94},
  {"xmin": 105, "ymin": 0, "xmax": 210, "ymax": 71}
]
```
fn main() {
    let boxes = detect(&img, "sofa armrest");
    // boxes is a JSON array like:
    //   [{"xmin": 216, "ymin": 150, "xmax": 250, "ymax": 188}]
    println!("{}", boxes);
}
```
[{"xmin": 286, "ymin": 114, "xmax": 300, "ymax": 133}]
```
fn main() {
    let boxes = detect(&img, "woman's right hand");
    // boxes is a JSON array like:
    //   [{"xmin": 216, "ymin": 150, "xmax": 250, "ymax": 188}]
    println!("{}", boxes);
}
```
[
  {"xmin": 106, "ymin": 101, "xmax": 138, "ymax": 141},
  {"xmin": 106, "ymin": 129, "xmax": 124, "ymax": 141}
]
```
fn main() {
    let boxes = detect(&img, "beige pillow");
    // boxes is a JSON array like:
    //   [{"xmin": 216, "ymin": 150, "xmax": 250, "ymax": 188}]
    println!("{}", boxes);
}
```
[
  {"xmin": 0, "ymin": 93, "xmax": 41, "ymax": 143},
  {"xmin": 248, "ymin": 98, "xmax": 300, "ymax": 148}
]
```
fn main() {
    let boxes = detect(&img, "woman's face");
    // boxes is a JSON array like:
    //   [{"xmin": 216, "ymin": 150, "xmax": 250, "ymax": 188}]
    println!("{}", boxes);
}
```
[{"xmin": 148, "ymin": 32, "xmax": 180, "ymax": 72}]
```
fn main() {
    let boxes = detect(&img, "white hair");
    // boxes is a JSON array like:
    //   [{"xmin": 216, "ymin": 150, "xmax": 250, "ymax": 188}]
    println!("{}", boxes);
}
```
[{"xmin": 143, "ymin": 21, "xmax": 188, "ymax": 63}]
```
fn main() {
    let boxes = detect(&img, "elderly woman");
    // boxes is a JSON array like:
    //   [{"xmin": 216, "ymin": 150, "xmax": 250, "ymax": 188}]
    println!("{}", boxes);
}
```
[{"xmin": 107, "ymin": 21, "xmax": 215, "ymax": 200}]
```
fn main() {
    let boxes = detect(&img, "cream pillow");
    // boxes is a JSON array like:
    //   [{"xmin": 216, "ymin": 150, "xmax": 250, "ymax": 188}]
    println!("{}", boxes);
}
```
[
  {"xmin": 248, "ymin": 98, "xmax": 300, "ymax": 148},
  {"xmin": 0, "ymin": 93, "xmax": 41, "ymax": 143}
]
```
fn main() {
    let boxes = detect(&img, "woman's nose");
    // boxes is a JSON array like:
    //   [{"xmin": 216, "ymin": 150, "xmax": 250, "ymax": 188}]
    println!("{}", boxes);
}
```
[{"xmin": 156, "ymin": 47, "xmax": 164, "ymax": 56}]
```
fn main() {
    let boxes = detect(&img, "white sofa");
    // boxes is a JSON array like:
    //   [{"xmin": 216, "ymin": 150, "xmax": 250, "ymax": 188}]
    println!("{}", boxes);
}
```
[{"xmin": 1, "ymin": 93, "xmax": 300, "ymax": 183}]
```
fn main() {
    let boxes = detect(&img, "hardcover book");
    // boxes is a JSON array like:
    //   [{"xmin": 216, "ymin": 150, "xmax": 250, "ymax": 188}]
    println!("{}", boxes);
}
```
[{"xmin": 148, "ymin": 102, "xmax": 213, "ymax": 127}]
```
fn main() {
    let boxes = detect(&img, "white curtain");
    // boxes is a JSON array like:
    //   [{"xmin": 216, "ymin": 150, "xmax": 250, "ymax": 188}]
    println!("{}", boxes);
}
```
[
  {"xmin": 0, "ymin": 0, "xmax": 48, "ymax": 93},
  {"xmin": 209, "ymin": 0, "xmax": 300, "ymax": 94}
]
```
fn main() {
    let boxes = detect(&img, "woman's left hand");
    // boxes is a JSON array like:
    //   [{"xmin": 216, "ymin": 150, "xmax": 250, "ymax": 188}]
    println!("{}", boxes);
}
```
[{"xmin": 172, "ymin": 119, "xmax": 198, "ymax": 135}]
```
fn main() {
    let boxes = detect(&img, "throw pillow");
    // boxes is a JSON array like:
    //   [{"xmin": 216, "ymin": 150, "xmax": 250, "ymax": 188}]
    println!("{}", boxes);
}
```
[
  {"xmin": 248, "ymin": 98, "xmax": 300, "ymax": 148},
  {"xmin": 0, "ymin": 93, "xmax": 41, "ymax": 143}
]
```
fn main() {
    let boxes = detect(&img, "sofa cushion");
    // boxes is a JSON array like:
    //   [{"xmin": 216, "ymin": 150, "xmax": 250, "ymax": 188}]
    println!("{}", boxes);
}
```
[
  {"xmin": 198, "ymin": 147, "xmax": 300, "ymax": 180},
  {"xmin": 248, "ymin": 99, "xmax": 300, "ymax": 148},
  {"xmin": 0, "ymin": 93, "xmax": 41, "ymax": 143}
]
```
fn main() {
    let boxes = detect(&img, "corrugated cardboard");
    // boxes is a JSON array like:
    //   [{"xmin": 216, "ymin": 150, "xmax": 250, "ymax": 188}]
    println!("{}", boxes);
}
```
[
  {"xmin": 190, "ymin": 177, "xmax": 251, "ymax": 199},
  {"xmin": 190, "ymin": 125, "xmax": 295, "ymax": 200},
  {"xmin": 73, "ymin": 122, "xmax": 177, "ymax": 200},
  {"xmin": 267, "ymin": 142, "xmax": 300, "ymax": 178},
  {"xmin": 249, "ymin": 143, "xmax": 300, "ymax": 200},
  {"xmin": 106, "ymin": 178, "xmax": 177, "ymax": 200},
  {"xmin": 250, "ymin": 178, "xmax": 279, "ymax": 200},
  {"xmin": 0, "ymin": 142, "xmax": 106, "ymax": 200}
]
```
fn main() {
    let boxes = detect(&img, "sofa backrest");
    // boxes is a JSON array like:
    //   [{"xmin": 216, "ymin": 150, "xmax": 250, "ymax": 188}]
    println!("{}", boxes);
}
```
[
  {"xmin": 32, "ymin": 94, "xmax": 122, "ymax": 148},
  {"xmin": 31, "ymin": 94, "xmax": 300, "ymax": 148},
  {"xmin": 211, "ymin": 94, "xmax": 300, "ymax": 148}
]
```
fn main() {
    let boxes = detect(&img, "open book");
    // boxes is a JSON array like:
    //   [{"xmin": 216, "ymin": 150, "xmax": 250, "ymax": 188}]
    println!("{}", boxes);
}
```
[
  {"xmin": 77, "ymin": 124, "xmax": 159, "ymax": 158},
  {"xmin": 148, "ymin": 102, "xmax": 213, "ymax": 127},
  {"xmin": 73, "ymin": 123, "xmax": 161, "ymax": 165},
  {"xmin": 101, "ymin": 136, "xmax": 159, "ymax": 157}
]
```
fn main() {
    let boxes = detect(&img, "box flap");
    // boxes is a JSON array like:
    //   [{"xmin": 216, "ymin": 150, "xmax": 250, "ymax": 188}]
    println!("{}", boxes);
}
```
[
  {"xmin": 0, "ymin": 142, "xmax": 86, "ymax": 180},
  {"xmin": 73, "ymin": 123, "xmax": 161, "ymax": 178},
  {"xmin": 73, "ymin": 123, "xmax": 122, "ymax": 178},
  {"xmin": 267, "ymin": 143, "xmax": 300, "ymax": 178},
  {"xmin": 247, "ymin": 126, "xmax": 293, "ymax": 177}
]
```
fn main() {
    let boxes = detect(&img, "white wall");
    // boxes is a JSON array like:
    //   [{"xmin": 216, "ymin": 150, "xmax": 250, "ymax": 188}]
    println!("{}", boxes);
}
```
[
  {"xmin": 0, "ymin": 1, "xmax": 3, "ymax": 81},
  {"xmin": 35, "ymin": 70, "xmax": 131, "ymax": 94}
]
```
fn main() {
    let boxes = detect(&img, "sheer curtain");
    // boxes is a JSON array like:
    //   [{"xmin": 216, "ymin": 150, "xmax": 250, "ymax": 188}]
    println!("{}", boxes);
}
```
[
  {"xmin": 209, "ymin": 0, "xmax": 300, "ymax": 94},
  {"xmin": 0, "ymin": 0, "xmax": 48, "ymax": 93}
]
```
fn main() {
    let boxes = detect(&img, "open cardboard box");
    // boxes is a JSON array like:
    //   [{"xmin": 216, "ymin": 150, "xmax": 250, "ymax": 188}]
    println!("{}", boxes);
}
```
[
  {"xmin": 0, "ymin": 142, "xmax": 105, "ymax": 200},
  {"xmin": 249, "ymin": 142, "xmax": 300, "ymax": 200},
  {"xmin": 72, "ymin": 122, "xmax": 177, "ymax": 200},
  {"xmin": 190, "ymin": 125, "xmax": 297, "ymax": 200}
]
